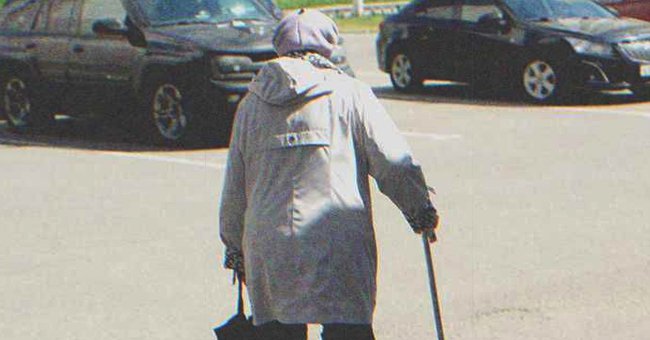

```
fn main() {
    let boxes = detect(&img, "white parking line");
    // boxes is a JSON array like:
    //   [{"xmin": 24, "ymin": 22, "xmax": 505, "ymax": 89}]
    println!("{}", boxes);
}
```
[
  {"xmin": 101, "ymin": 151, "xmax": 226, "ymax": 170},
  {"xmin": 102, "ymin": 132, "xmax": 461, "ymax": 168},
  {"xmin": 0, "ymin": 135, "xmax": 227, "ymax": 169},
  {"xmin": 402, "ymin": 132, "xmax": 463, "ymax": 140},
  {"xmin": 1, "ymin": 131, "xmax": 459, "ymax": 170},
  {"xmin": 551, "ymin": 106, "xmax": 650, "ymax": 118}
]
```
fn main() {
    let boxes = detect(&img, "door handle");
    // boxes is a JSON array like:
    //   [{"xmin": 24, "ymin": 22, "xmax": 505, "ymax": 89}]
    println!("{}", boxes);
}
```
[
  {"xmin": 72, "ymin": 44, "xmax": 84, "ymax": 53},
  {"xmin": 25, "ymin": 42, "xmax": 37, "ymax": 49}
]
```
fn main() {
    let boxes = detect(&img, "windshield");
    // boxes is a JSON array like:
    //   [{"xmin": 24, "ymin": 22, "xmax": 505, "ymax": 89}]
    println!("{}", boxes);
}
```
[
  {"xmin": 137, "ymin": 0, "xmax": 275, "ymax": 26},
  {"xmin": 502, "ymin": 0, "xmax": 616, "ymax": 20}
]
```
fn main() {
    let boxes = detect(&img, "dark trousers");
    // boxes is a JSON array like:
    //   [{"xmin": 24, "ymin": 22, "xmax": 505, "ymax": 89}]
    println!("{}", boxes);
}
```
[{"xmin": 255, "ymin": 321, "xmax": 376, "ymax": 340}]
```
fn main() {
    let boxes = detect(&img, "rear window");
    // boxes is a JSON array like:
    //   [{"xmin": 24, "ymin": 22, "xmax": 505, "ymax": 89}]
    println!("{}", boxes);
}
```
[
  {"xmin": 417, "ymin": 0, "xmax": 460, "ymax": 21},
  {"xmin": 0, "ymin": 0, "xmax": 41, "ymax": 32}
]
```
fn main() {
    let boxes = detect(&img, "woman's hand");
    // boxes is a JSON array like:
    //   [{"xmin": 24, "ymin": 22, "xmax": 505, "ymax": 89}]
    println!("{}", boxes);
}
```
[
  {"xmin": 420, "ymin": 186, "xmax": 440, "ymax": 243},
  {"xmin": 417, "ymin": 211, "xmax": 439, "ymax": 243}
]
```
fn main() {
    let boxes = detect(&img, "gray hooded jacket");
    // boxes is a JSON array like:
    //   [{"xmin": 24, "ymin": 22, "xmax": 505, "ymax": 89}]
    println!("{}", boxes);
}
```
[{"xmin": 219, "ymin": 56, "xmax": 433, "ymax": 325}]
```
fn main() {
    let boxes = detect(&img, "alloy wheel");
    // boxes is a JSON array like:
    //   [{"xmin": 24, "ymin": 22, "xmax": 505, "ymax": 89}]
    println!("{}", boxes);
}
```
[
  {"xmin": 151, "ymin": 83, "xmax": 188, "ymax": 141},
  {"xmin": 4, "ymin": 78, "xmax": 32, "ymax": 128},
  {"xmin": 523, "ymin": 60, "xmax": 557, "ymax": 101},
  {"xmin": 391, "ymin": 54, "xmax": 414, "ymax": 90}
]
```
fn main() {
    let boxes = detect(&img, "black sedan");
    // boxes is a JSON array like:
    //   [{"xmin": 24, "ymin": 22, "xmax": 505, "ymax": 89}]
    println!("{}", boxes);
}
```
[{"xmin": 377, "ymin": 0, "xmax": 650, "ymax": 102}]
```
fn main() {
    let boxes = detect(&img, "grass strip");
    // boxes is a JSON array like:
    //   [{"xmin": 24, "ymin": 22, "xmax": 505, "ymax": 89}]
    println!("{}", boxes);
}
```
[{"xmin": 333, "ymin": 14, "xmax": 386, "ymax": 33}]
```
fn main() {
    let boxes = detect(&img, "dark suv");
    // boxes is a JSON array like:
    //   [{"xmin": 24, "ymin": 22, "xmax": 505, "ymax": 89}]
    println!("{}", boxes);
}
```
[
  {"xmin": 377, "ymin": 0, "xmax": 650, "ymax": 102},
  {"xmin": 0, "ymin": 0, "xmax": 352, "ymax": 145}
]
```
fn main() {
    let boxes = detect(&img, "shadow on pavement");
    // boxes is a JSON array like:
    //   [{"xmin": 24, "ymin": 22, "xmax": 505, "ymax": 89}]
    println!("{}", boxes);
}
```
[
  {"xmin": 0, "ymin": 116, "xmax": 229, "ymax": 152},
  {"xmin": 372, "ymin": 82, "xmax": 649, "ymax": 107},
  {"xmin": 2, "ymin": 83, "xmax": 646, "ymax": 152}
]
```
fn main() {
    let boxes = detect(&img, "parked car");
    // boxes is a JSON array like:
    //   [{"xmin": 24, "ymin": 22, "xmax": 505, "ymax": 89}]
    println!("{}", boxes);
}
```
[
  {"xmin": 0, "ymin": 0, "xmax": 352, "ymax": 145},
  {"xmin": 377, "ymin": 0, "xmax": 650, "ymax": 102},
  {"xmin": 597, "ymin": 0, "xmax": 650, "ymax": 22}
]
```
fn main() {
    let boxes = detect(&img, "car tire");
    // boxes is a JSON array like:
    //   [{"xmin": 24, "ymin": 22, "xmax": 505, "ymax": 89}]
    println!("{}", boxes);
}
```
[
  {"xmin": 140, "ymin": 76, "xmax": 203, "ymax": 146},
  {"xmin": 389, "ymin": 52, "xmax": 423, "ymax": 92},
  {"xmin": 0, "ymin": 71, "xmax": 54, "ymax": 130},
  {"xmin": 519, "ymin": 57, "xmax": 570, "ymax": 103}
]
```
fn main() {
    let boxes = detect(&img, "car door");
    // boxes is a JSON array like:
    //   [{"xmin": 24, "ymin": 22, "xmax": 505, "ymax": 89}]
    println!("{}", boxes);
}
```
[
  {"xmin": 29, "ymin": 0, "xmax": 78, "ymax": 84},
  {"xmin": 409, "ymin": 0, "xmax": 462, "ymax": 79},
  {"xmin": 456, "ymin": 0, "xmax": 517, "ymax": 83},
  {"xmin": 67, "ymin": 0, "xmax": 143, "ymax": 89}
]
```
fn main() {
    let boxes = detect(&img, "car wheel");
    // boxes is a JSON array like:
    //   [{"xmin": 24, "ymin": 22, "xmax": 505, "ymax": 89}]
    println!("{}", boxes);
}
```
[
  {"xmin": 520, "ymin": 58, "xmax": 566, "ymax": 103},
  {"xmin": 141, "ymin": 76, "xmax": 226, "ymax": 146},
  {"xmin": 0, "ymin": 72, "xmax": 54, "ymax": 130},
  {"xmin": 150, "ymin": 82, "xmax": 191, "ymax": 143},
  {"xmin": 139, "ymin": 79, "xmax": 197, "ymax": 146},
  {"xmin": 390, "ymin": 52, "xmax": 423, "ymax": 92}
]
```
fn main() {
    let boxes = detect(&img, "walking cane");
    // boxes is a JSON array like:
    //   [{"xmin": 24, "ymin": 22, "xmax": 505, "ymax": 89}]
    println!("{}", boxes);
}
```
[{"xmin": 422, "ymin": 232, "xmax": 445, "ymax": 340}]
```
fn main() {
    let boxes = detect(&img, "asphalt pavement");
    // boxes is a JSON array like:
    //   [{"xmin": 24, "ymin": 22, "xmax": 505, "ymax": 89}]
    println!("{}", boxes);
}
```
[{"xmin": 1, "ymin": 33, "xmax": 649, "ymax": 340}]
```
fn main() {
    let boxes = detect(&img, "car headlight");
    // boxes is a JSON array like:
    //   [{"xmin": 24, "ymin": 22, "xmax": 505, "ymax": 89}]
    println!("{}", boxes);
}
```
[
  {"xmin": 211, "ymin": 55, "xmax": 253, "ymax": 78},
  {"xmin": 565, "ymin": 37, "xmax": 614, "ymax": 57}
]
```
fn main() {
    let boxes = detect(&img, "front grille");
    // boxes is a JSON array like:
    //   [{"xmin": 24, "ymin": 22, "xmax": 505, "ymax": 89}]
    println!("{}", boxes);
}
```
[
  {"xmin": 211, "ymin": 51, "xmax": 278, "ymax": 81},
  {"xmin": 619, "ymin": 40, "xmax": 650, "ymax": 62}
]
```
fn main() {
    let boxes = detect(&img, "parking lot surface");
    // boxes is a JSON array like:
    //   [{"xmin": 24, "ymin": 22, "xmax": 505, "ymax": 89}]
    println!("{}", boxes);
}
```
[{"xmin": 1, "ymin": 34, "xmax": 650, "ymax": 340}]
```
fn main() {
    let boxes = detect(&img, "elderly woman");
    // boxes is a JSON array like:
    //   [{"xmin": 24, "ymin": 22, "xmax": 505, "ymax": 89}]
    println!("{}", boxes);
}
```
[{"xmin": 219, "ymin": 9, "xmax": 439, "ymax": 340}]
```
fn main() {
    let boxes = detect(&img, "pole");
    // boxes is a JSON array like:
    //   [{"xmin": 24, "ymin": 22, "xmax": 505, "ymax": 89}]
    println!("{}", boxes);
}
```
[
  {"xmin": 422, "ymin": 234, "xmax": 445, "ymax": 340},
  {"xmin": 353, "ymin": 0, "xmax": 364, "ymax": 17}
]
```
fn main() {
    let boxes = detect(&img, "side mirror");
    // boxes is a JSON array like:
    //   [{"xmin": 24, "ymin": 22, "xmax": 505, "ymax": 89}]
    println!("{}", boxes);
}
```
[
  {"xmin": 92, "ymin": 18, "xmax": 128, "ymax": 35},
  {"xmin": 476, "ymin": 11, "xmax": 509, "ymax": 34}
]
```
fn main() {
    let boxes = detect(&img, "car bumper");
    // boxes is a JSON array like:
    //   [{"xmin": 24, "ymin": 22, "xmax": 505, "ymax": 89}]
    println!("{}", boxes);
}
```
[
  {"xmin": 574, "ymin": 55, "xmax": 650, "ymax": 91},
  {"xmin": 211, "ymin": 79, "xmax": 250, "ymax": 94},
  {"xmin": 209, "ymin": 62, "xmax": 357, "ymax": 97},
  {"xmin": 207, "ymin": 79, "xmax": 249, "ymax": 111}
]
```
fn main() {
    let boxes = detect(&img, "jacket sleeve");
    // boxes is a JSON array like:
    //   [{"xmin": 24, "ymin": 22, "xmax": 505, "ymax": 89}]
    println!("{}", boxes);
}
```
[
  {"xmin": 355, "ymin": 84, "xmax": 437, "ymax": 231},
  {"xmin": 219, "ymin": 109, "xmax": 247, "ymax": 271}
]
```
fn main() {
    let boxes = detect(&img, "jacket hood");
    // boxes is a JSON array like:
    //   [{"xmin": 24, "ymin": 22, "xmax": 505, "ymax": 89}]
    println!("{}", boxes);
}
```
[{"xmin": 248, "ymin": 57, "xmax": 334, "ymax": 106}]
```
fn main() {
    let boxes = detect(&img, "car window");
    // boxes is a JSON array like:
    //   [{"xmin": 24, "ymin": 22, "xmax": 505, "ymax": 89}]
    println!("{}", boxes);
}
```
[
  {"xmin": 45, "ymin": 0, "xmax": 77, "ymax": 34},
  {"xmin": 502, "ymin": 0, "xmax": 616, "ymax": 20},
  {"xmin": 402, "ymin": 0, "xmax": 429, "ymax": 13},
  {"xmin": 79, "ymin": 0, "xmax": 127, "ymax": 35},
  {"xmin": 418, "ymin": 0, "xmax": 460, "ymax": 20},
  {"xmin": 461, "ymin": 0, "xmax": 500, "ymax": 23},
  {"xmin": 136, "ymin": 0, "xmax": 274, "ymax": 26},
  {"xmin": 0, "ymin": 0, "xmax": 41, "ymax": 32}
]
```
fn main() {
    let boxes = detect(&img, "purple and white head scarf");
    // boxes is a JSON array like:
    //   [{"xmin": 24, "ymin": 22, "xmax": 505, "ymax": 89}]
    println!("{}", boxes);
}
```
[{"xmin": 272, "ymin": 9, "xmax": 339, "ymax": 59}]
